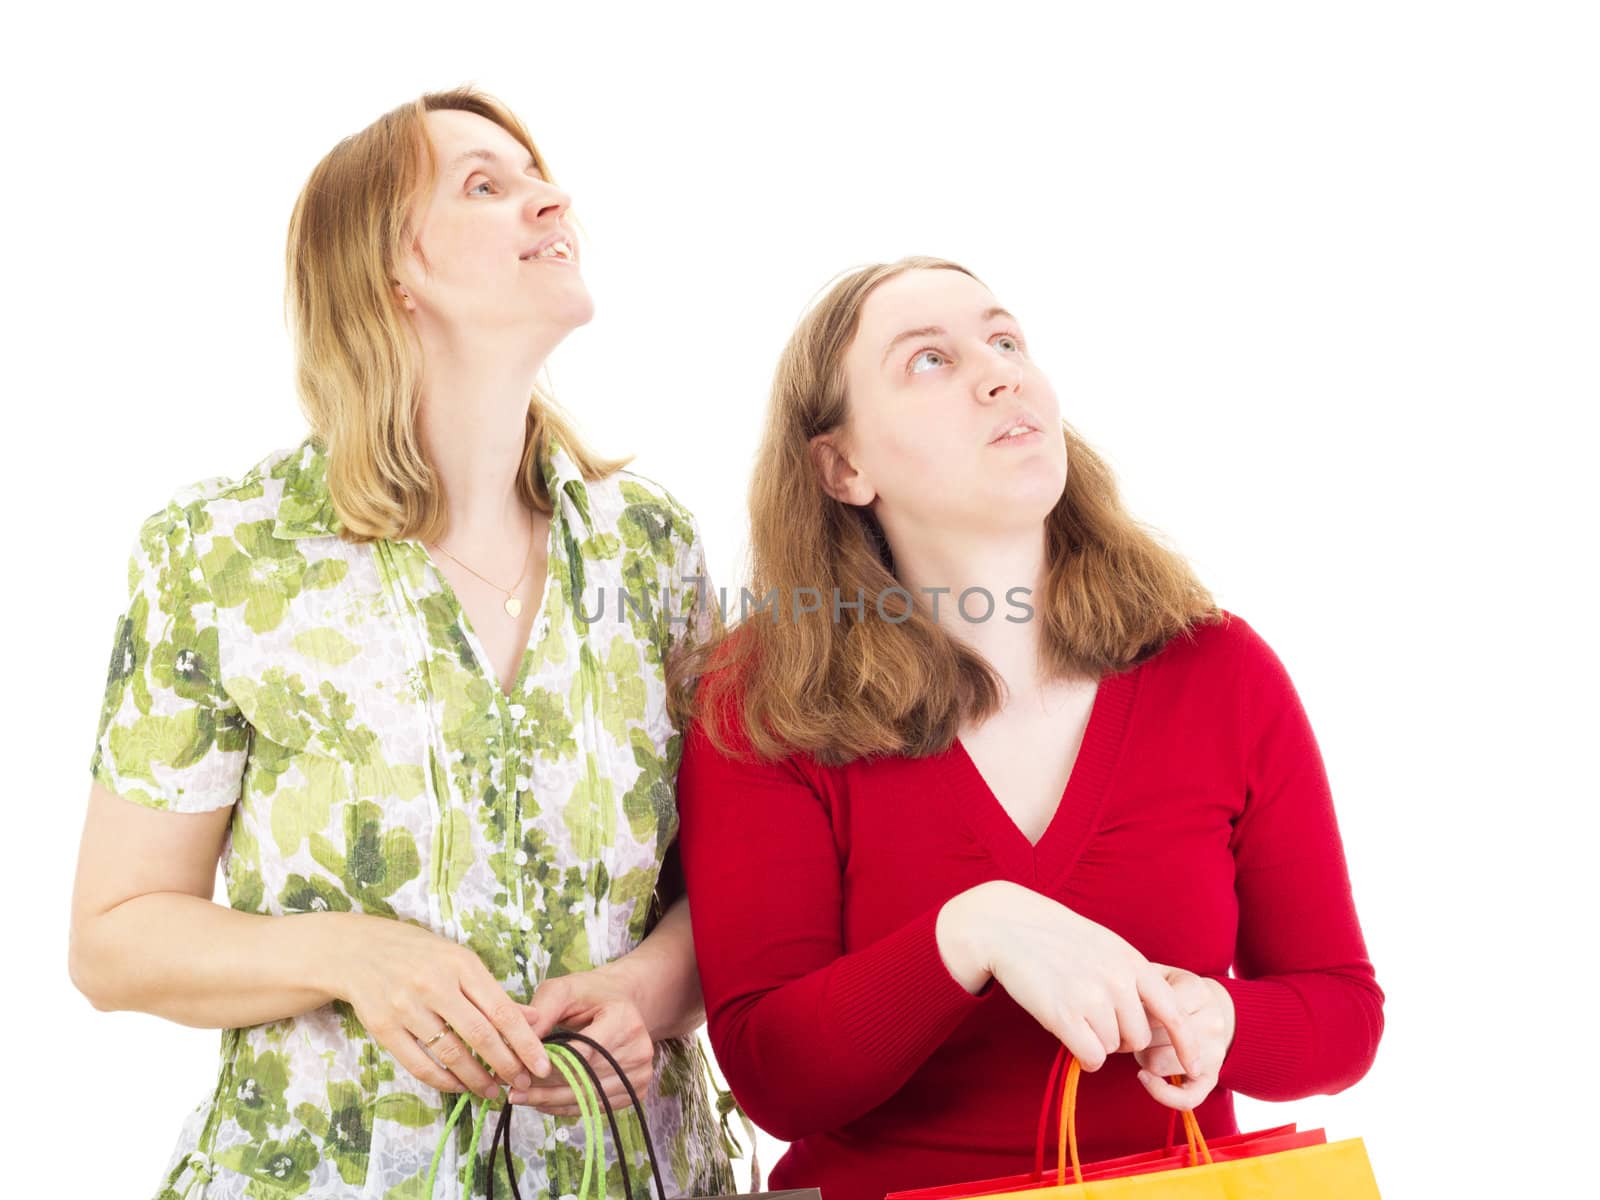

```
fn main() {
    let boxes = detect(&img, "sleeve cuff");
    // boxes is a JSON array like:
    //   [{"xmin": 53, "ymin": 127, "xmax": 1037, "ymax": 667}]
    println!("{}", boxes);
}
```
[
  {"xmin": 1210, "ymin": 974, "xmax": 1314, "ymax": 1098},
  {"xmin": 827, "ymin": 904, "xmax": 996, "ymax": 1078}
]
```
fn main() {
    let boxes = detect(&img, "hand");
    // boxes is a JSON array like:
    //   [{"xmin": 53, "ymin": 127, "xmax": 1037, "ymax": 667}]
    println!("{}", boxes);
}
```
[
  {"xmin": 510, "ymin": 966, "xmax": 655, "ymax": 1117},
  {"xmin": 1133, "ymin": 965, "xmax": 1236, "ymax": 1111},
  {"xmin": 324, "ymin": 913, "xmax": 550, "ymax": 1101},
  {"xmin": 937, "ymin": 882, "xmax": 1203, "ymax": 1075}
]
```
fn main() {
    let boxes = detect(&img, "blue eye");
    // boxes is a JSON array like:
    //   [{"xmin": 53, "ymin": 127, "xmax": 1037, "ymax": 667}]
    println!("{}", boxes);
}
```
[
  {"xmin": 909, "ymin": 349, "xmax": 947, "ymax": 374},
  {"xmin": 468, "ymin": 178, "xmax": 494, "ymax": 196},
  {"xmin": 994, "ymin": 334, "xmax": 1022, "ymax": 353}
]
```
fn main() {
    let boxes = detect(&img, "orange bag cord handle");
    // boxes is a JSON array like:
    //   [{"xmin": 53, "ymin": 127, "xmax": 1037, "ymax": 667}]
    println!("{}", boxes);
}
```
[{"xmin": 1056, "ymin": 1053, "xmax": 1214, "ymax": 1185}]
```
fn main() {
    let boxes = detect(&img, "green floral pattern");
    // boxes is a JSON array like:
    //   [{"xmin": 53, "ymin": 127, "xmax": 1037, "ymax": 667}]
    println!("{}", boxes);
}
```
[{"xmin": 91, "ymin": 434, "xmax": 733, "ymax": 1200}]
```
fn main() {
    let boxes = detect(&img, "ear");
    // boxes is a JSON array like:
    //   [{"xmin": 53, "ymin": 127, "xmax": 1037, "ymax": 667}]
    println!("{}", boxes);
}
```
[
  {"xmin": 390, "ymin": 278, "xmax": 417, "ymax": 312},
  {"xmin": 809, "ymin": 434, "xmax": 875, "ymax": 506}
]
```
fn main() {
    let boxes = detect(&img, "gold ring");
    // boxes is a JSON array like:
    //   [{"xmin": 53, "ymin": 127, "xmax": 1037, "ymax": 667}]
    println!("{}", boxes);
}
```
[{"xmin": 422, "ymin": 1026, "xmax": 451, "ymax": 1049}]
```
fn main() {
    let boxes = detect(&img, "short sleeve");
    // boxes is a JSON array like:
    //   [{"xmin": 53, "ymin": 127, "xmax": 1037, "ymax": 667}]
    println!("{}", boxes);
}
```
[{"xmin": 89, "ymin": 501, "xmax": 250, "ymax": 813}]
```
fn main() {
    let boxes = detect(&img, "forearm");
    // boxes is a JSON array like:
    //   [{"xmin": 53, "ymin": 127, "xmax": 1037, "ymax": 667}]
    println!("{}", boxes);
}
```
[
  {"xmin": 596, "ymin": 896, "xmax": 705, "ymax": 1042},
  {"xmin": 1206, "ymin": 966, "xmax": 1385, "ymax": 1101},
  {"xmin": 706, "ymin": 903, "xmax": 991, "ymax": 1142},
  {"xmin": 71, "ymin": 893, "xmax": 356, "ymax": 1028}
]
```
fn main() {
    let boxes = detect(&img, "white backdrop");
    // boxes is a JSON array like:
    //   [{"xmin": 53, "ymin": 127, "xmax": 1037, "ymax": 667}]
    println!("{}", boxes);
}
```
[{"xmin": 5, "ymin": 1, "xmax": 1595, "ymax": 1195}]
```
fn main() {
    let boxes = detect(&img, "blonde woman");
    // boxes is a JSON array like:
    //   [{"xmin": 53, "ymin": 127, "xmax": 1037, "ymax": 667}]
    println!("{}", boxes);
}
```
[
  {"xmin": 673, "ymin": 258, "xmax": 1385, "ymax": 1200},
  {"xmin": 69, "ymin": 87, "xmax": 735, "ymax": 1199}
]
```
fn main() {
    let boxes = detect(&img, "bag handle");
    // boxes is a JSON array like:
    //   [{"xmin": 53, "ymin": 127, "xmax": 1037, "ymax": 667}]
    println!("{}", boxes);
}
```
[
  {"xmin": 1032, "ymin": 1045, "xmax": 1216, "ymax": 1186},
  {"xmin": 426, "ymin": 1029, "xmax": 671, "ymax": 1200}
]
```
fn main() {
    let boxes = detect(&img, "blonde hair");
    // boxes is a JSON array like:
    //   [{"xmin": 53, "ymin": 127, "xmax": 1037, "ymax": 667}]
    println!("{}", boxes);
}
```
[
  {"xmin": 673, "ymin": 256, "xmax": 1222, "ymax": 765},
  {"xmin": 284, "ymin": 84, "xmax": 628, "ymax": 544}
]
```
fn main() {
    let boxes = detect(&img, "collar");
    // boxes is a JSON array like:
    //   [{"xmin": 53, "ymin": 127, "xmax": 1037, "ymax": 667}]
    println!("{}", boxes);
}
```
[{"xmin": 271, "ymin": 433, "xmax": 594, "ymax": 542}]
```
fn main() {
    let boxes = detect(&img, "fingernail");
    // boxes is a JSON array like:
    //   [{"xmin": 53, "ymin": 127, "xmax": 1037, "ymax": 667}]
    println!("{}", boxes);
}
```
[
  {"xmin": 515, "ymin": 1073, "xmax": 532, "ymax": 1089},
  {"xmin": 509, "ymin": 1091, "xmax": 527, "ymax": 1104}
]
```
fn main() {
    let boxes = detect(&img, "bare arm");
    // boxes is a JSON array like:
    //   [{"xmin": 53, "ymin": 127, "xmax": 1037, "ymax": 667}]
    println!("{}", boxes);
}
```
[
  {"xmin": 68, "ymin": 781, "xmax": 348, "ymax": 1026},
  {"xmin": 68, "ymin": 781, "xmax": 553, "ymax": 1100},
  {"xmin": 592, "ymin": 895, "xmax": 704, "ymax": 1043}
]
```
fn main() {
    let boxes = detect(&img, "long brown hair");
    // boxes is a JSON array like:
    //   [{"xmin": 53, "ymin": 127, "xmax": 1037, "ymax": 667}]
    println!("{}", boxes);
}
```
[
  {"xmin": 670, "ymin": 256, "xmax": 1221, "ymax": 765},
  {"xmin": 284, "ymin": 84, "xmax": 629, "ymax": 544}
]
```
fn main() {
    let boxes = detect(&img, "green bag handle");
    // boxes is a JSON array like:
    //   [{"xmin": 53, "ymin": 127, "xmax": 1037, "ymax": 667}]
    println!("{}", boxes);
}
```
[{"xmin": 425, "ymin": 1030, "xmax": 668, "ymax": 1200}]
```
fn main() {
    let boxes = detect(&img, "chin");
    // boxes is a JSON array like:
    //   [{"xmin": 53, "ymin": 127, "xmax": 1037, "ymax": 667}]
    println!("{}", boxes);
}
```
[
  {"xmin": 566, "ymin": 291, "xmax": 597, "ymax": 327},
  {"xmin": 546, "ymin": 286, "xmax": 596, "ymax": 330}
]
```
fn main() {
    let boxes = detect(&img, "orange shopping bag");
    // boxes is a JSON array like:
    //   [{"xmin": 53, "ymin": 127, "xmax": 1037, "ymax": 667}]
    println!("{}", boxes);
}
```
[{"xmin": 995, "ymin": 1049, "xmax": 1378, "ymax": 1198}]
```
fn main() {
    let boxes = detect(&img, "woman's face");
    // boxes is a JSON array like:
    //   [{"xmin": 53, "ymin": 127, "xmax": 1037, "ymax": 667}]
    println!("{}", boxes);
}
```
[
  {"xmin": 823, "ymin": 268, "xmax": 1068, "ymax": 544},
  {"xmin": 393, "ymin": 109, "xmax": 593, "ymax": 338}
]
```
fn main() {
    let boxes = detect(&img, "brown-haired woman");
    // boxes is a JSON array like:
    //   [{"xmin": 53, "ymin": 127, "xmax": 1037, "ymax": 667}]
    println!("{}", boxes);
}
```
[
  {"xmin": 68, "ymin": 87, "xmax": 735, "ymax": 1198},
  {"xmin": 674, "ymin": 257, "xmax": 1385, "ymax": 1200}
]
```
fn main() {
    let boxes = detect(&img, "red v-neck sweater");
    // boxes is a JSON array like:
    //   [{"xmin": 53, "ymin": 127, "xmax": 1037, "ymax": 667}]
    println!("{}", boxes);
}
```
[{"xmin": 675, "ymin": 610, "xmax": 1384, "ymax": 1200}]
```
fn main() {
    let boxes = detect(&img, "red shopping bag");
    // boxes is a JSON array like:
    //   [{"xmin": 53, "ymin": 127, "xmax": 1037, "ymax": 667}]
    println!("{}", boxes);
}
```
[{"xmin": 887, "ymin": 1044, "xmax": 1378, "ymax": 1199}]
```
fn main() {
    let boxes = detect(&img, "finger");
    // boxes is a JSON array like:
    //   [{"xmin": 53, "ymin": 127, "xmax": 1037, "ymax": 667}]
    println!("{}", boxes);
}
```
[
  {"xmin": 1136, "ymin": 971, "xmax": 1202, "ymax": 1078},
  {"xmin": 1169, "ymin": 969, "xmax": 1214, "ymax": 1016},
  {"xmin": 1114, "ymin": 981, "xmax": 1154, "ymax": 1053},
  {"xmin": 513, "ymin": 1079, "xmax": 637, "ymax": 1112},
  {"xmin": 421, "ymin": 1004, "xmax": 502, "ymax": 1099},
  {"xmin": 1056, "ymin": 1014, "xmax": 1108, "ymax": 1072},
  {"xmin": 522, "ymin": 977, "xmax": 577, "ymax": 1043},
  {"xmin": 458, "ymin": 973, "xmax": 549, "ymax": 1084},
  {"xmin": 1137, "ymin": 1066, "xmax": 1214, "ymax": 1112},
  {"xmin": 1080, "ymin": 999, "xmax": 1123, "ymax": 1063},
  {"xmin": 573, "ymin": 1005, "xmax": 651, "ymax": 1082},
  {"xmin": 378, "ymin": 1019, "xmax": 470, "ymax": 1096},
  {"xmin": 1134, "ymin": 1044, "xmax": 1185, "ymax": 1079},
  {"xmin": 1142, "ymin": 1020, "xmax": 1173, "ymax": 1049}
]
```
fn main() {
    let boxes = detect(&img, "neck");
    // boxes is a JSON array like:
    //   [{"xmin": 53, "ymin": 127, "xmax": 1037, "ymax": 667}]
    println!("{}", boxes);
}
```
[
  {"xmin": 887, "ymin": 521, "xmax": 1051, "ymax": 692},
  {"xmin": 413, "ymin": 326, "xmax": 559, "ymax": 550}
]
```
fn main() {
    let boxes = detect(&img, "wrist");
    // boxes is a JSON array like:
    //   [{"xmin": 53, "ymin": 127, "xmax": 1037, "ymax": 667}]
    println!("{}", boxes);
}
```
[
  {"xmin": 1206, "ymin": 976, "xmax": 1238, "ymax": 1052},
  {"xmin": 297, "ymin": 911, "xmax": 363, "ymax": 1002},
  {"xmin": 937, "ymin": 883, "xmax": 1002, "ymax": 994},
  {"xmin": 590, "ymin": 955, "xmax": 648, "ymax": 1013}
]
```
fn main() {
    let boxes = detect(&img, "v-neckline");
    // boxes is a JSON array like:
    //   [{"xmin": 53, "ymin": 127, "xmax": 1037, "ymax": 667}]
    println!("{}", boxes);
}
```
[
  {"xmin": 942, "ymin": 663, "xmax": 1143, "ymax": 888},
  {"xmin": 415, "ymin": 506, "xmax": 559, "ymax": 702}
]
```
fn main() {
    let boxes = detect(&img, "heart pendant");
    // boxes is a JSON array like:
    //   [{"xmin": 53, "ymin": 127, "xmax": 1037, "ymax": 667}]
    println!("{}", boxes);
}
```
[{"xmin": 504, "ymin": 596, "xmax": 522, "ymax": 617}]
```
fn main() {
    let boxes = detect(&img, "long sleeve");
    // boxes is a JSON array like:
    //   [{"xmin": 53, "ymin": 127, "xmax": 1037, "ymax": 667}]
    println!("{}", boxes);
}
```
[
  {"xmin": 1206, "ymin": 617, "xmax": 1386, "ymax": 1101},
  {"xmin": 675, "ymin": 704, "xmax": 994, "ymax": 1142}
]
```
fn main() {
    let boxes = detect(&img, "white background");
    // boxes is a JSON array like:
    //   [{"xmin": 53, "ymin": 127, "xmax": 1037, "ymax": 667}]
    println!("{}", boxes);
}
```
[{"xmin": 4, "ymin": 1, "xmax": 1594, "ymax": 1194}]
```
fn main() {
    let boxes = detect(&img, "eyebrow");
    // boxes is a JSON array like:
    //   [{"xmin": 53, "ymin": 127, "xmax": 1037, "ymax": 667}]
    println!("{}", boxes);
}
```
[
  {"xmin": 445, "ymin": 147, "xmax": 540, "ymax": 176},
  {"xmin": 880, "ymin": 307, "xmax": 1018, "ymax": 367}
]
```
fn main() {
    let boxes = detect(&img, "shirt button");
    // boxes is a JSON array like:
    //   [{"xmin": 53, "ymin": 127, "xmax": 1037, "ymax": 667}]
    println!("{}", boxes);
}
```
[
  {"xmin": 513, "ymin": 849, "xmax": 529, "ymax": 866},
  {"xmin": 520, "ymin": 914, "xmax": 534, "ymax": 932}
]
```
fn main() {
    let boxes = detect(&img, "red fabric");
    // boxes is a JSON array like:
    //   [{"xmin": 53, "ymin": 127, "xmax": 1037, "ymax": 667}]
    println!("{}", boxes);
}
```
[{"xmin": 675, "ymin": 610, "xmax": 1384, "ymax": 1200}]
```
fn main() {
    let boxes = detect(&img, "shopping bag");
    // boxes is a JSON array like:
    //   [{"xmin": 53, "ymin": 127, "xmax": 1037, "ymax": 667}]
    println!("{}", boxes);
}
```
[
  {"xmin": 888, "ymin": 1044, "xmax": 1380, "ymax": 1199},
  {"xmin": 889, "ymin": 1045, "xmax": 1323, "ymax": 1200},
  {"xmin": 427, "ymin": 1029, "xmax": 818, "ymax": 1200}
]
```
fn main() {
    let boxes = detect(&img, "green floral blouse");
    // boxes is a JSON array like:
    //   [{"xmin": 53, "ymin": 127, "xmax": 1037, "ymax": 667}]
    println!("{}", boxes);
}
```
[{"xmin": 90, "ymin": 432, "xmax": 737, "ymax": 1200}]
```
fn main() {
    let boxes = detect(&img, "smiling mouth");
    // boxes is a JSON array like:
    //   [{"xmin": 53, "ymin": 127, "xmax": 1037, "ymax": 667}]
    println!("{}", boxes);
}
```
[
  {"xmin": 991, "ymin": 424, "xmax": 1041, "ymax": 444},
  {"xmin": 521, "ymin": 238, "xmax": 576, "ymax": 263}
]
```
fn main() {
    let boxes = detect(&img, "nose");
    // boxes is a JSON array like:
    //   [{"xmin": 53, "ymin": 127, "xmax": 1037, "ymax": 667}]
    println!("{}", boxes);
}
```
[
  {"xmin": 977, "ymin": 349, "xmax": 1023, "ymax": 403},
  {"xmin": 524, "ymin": 178, "xmax": 573, "ymax": 224}
]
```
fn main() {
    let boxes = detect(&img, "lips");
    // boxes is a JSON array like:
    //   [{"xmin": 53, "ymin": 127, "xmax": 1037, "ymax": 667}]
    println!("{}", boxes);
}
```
[
  {"xmin": 988, "ymin": 411, "xmax": 1044, "ymax": 443},
  {"xmin": 519, "ymin": 228, "xmax": 577, "ymax": 263}
]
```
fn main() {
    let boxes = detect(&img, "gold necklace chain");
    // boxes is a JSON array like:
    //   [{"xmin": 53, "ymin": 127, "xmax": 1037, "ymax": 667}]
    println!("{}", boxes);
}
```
[{"xmin": 427, "ymin": 521, "xmax": 537, "ymax": 617}]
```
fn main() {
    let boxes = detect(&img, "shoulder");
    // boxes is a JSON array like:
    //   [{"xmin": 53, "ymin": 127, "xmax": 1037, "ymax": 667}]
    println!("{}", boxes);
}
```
[
  {"xmin": 585, "ymin": 466, "xmax": 704, "ymax": 557},
  {"xmin": 1138, "ymin": 607, "xmax": 1290, "ymax": 688},
  {"xmin": 126, "ymin": 440, "xmax": 314, "ymax": 562}
]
